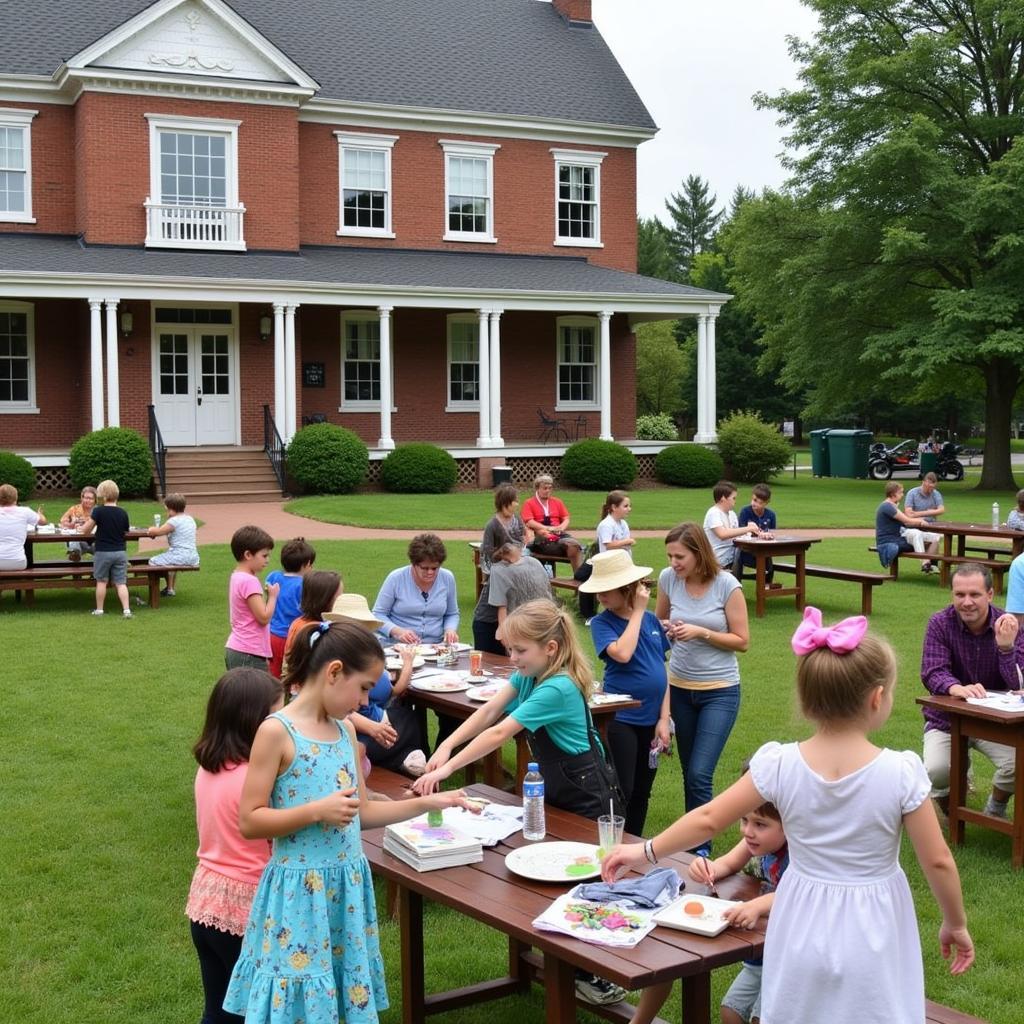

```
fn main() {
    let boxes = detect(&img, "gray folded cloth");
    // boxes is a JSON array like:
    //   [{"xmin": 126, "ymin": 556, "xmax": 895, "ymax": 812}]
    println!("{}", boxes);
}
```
[{"xmin": 575, "ymin": 867, "xmax": 682, "ymax": 908}]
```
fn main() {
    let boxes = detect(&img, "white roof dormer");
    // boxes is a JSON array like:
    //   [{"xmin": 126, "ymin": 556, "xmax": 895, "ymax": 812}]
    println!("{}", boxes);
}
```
[{"xmin": 64, "ymin": 0, "xmax": 318, "ymax": 103}]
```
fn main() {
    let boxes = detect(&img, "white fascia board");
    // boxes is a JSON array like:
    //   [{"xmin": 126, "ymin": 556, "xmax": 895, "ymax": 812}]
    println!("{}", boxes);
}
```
[{"xmin": 0, "ymin": 75, "xmax": 75, "ymax": 105}]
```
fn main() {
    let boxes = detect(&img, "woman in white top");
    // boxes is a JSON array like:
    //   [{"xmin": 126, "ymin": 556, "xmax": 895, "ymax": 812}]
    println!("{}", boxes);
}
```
[
  {"xmin": 703, "ymin": 480, "xmax": 760, "ymax": 575},
  {"xmin": 577, "ymin": 490, "xmax": 635, "ymax": 620},
  {"xmin": 0, "ymin": 483, "xmax": 47, "ymax": 571}
]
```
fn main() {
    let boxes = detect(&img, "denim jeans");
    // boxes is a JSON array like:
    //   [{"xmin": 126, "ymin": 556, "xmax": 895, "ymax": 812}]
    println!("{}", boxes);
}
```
[{"xmin": 669, "ymin": 684, "xmax": 741, "ymax": 814}]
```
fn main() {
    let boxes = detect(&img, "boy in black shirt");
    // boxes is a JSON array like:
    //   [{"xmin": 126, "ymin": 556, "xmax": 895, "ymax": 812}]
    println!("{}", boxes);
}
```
[{"xmin": 81, "ymin": 478, "xmax": 132, "ymax": 617}]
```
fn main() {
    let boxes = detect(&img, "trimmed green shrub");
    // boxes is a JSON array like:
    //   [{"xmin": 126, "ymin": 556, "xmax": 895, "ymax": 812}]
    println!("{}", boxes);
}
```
[
  {"xmin": 0, "ymin": 450, "xmax": 36, "ymax": 500},
  {"xmin": 716, "ymin": 411, "xmax": 792, "ymax": 482},
  {"xmin": 560, "ymin": 439, "xmax": 636, "ymax": 491},
  {"xmin": 636, "ymin": 413, "xmax": 679, "ymax": 441},
  {"xmin": 69, "ymin": 428, "xmax": 153, "ymax": 496},
  {"xmin": 380, "ymin": 443, "xmax": 458, "ymax": 494},
  {"xmin": 286, "ymin": 423, "xmax": 368, "ymax": 494},
  {"xmin": 654, "ymin": 443, "xmax": 724, "ymax": 488}
]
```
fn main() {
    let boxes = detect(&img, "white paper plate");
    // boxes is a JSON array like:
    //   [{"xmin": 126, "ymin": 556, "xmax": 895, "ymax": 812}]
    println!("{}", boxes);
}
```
[
  {"xmin": 504, "ymin": 842, "xmax": 602, "ymax": 882},
  {"xmin": 385, "ymin": 655, "xmax": 425, "ymax": 671},
  {"xmin": 466, "ymin": 683, "xmax": 503, "ymax": 701},
  {"xmin": 589, "ymin": 693, "xmax": 636, "ymax": 707},
  {"xmin": 652, "ymin": 894, "xmax": 741, "ymax": 936},
  {"xmin": 422, "ymin": 642, "xmax": 472, "ymax": 660},
  {"xmin": 410, "ymin": 675, "xmax": 471, "ymax": 693}
]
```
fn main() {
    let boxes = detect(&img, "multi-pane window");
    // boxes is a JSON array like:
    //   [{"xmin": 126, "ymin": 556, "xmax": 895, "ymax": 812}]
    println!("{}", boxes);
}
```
[
  {"xmin": 441, "ymin": 141, "xmax": 499, "ymax": 241},
  {"xmin": 557, "ymin": 320, "xmax": 597, "ymax": 406},
  {"xmin": 0, "ymin": 109, "xmax": 36, "ymax": 222},
  {"xmin": 336, "ymin": 133, "xmax": 397, "ymax": 237},
  {"xmin": 342, "ymin": 316, "xmax": 382, "ymax": 406},
  {"xmin": 158, "ymin": 334, "xmax": 189, "ymax": 396},
  {"xmin": 0, "ymin": 305, "xmax": 33, "ymax": 405},
  {"xmin": 551, "ymin": 149, "xmax": 605, "ymax": 246},
  {"xmin": 159, "ymin": 131, "xmax": 227, "ymax": 207},
  {"xmin": 201, "ymin": 335, "xmax": 231, "ymax": 396},
  {"xmin": 447, "ymin": 318, "xmax": 479, "ymax": 406}
]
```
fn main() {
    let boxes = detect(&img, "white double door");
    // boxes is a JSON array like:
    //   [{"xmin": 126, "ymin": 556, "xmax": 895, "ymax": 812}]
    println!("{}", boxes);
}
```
[{"xmin": 153, "ymin": 327, "xmax": 238, "ymax": 446}]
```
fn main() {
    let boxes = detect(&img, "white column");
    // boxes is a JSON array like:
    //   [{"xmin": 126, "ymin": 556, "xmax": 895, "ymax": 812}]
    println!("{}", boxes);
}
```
[
  {"xmin": 598, "ymin": 310, "xmax": 613, "ymax": 441},
  {"xmin": 476, "ymin": 308, "xmax": 491, "ymax": 447},
  {"xmin": 705, "ymin": 310, "xmax": 719, "ymax": 441},
  {"xmin": 694, "ymin": 314, "xmax": 711, "ymax": 442},
  {"xmin": 377, "ymin": 306, "xmax": 395, "ymax": 450},
  {"xmin": 88, "ymin": 299, "xmax": 104, "ymax": 431},
  {"xmin": 273, "ymin": 303, "xmax": 286, "ymax": 431},
  {"xmin": 104, "ymin": 299, "xmax": 120, "ymax": 427},
  {"xmin": 284, "ymin": 304, "xmax": 298, "ymax": 441},
  {"xmin": 488, "ymin": 309, "xmax": 503, "ymax": 446}
]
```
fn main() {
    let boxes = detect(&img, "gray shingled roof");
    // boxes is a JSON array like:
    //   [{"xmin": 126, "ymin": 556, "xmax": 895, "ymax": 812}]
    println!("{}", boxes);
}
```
[
  {"xmin": 0, "ymin": 233, "xmax": 727, "ymax": 300},
  {"xmin": 3, "ymin": 0, "xmax": 656, "ymax": 130}
]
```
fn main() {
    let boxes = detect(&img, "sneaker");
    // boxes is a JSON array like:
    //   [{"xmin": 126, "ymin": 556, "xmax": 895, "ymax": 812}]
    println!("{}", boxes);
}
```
[
  {"xmin": 574, "ymin": 973, "xmax": 627, "ymax": 1006},
  {"xmin": 160, "ymin": 587, "xmax": 175, "ymax": 597},
  {"xmin": 68, "ymin": 550, "xmax": 81, "ymax": 563},
  {"xmin": 90, "ymin": 609, "xmax": 104, "ymax": 616},
  {"xmin": 123, "ymin": 609, "xmax": 133, "ymax": 619},
  {"xmin": 984, "ymin": 796, "xmax": 1009, "ymax": 819},
  {"xmin": 921, "ymin": 562, "xmax": 934, "ymax": 573}
]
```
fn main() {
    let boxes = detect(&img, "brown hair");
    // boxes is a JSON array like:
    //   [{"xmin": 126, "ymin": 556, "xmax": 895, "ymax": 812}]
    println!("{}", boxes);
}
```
[
  {"xmin": 600, "ymin": 490, "xmax": 629, "ymax": 521},
  {"xmin": 193, "ymin": 668, "xmax": 283, "ymax": 773},
  {"xmin": 752, "ymin": 483, "xmax": 771, "ymax": 502},
  {"xmin": 712, "ymin": 480, "xmax": 737, "ymax": 502},
  {"xmin": 951, "ymin": 562, "xmax": 993, "ymax": 591},
  {"xmin": 494, "ymin": 483, "xmax": 519, "ymax": 512},
  {"xmin": 280, "ymin": 537, "xmax": 317, "ymax": 572},
  {"xmin": 796, "ymin": 632, "xmax": 897, "ymax": 726},
  {"xmin": 0, "ymin": 483, "xmax": 16, "ymax": 506},
  {"xmin": 282, "ymin": 621, "xmax": 385, "ymax": 694},
  {"xmin": 884, "ymin": 481, "xmax": 902, "ymax": 499},
  {"xmin": 923, "ymin": 472, "xmax": 938, "ymax": 484},
  {"xmin": 163, "ymin": 492, "xmax": 186, "ymax": 514},
  {"xmin": 739, "ymin": 760, "xmax": 781, "ymax": 822},
  {"xmin": 230, "ymin": 525, "xmax": 275, "ymax": 561},
  {"xmin": 502, "ymin": 599, "xmax": 594, "ymax": 699},
  {"xmin": 299, "ymin": 570, "xmax": 343, "ymax": 619},
  {"xmin": 1016, "ymin": 488, "xmax": 1024, "ymax": 512},
  {"xmin": 408, "ymin": 533, "xmax": 447, "ymax": 565},
  {"xmin": 664, "ymin": 521, "xmax": 720, "ymax": 584}
]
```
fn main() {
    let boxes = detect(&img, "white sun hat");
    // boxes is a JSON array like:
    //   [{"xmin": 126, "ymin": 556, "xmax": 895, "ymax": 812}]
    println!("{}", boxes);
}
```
[
  {"xmin": 577, "ymin": 549, "xmax": 653, "ymax": 593},
  {"xmin": 323, "ymin": 592, "xmax": 384, "ymax": 631}
]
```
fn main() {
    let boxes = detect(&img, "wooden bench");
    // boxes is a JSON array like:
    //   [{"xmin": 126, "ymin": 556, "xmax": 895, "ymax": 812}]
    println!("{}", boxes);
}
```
[
  {"xmin": 773, "ymin": 562, "xmax": 891, "ymax": 615},
  {"xmin": 0, "ymin": 562, "xmax": 199, "ymax": 608},
  {"xmin": 925, "ymin": 998, "xmax": 988, "ymax": 1023},
  {"xmin": 868, "ymin": 547, "xmax": 1009, "ymax": 593},
  {"xmin": 470, "ymin": 541, "xmax": 576, "ymax": 601}
]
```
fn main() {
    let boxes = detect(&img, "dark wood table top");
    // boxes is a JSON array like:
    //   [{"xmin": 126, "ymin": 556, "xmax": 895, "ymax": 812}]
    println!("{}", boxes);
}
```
[
  {"xmin": 25, "ymin": 528, "xmax": 150, "ymax": 543},
  {"xmin": 922, "ymin": 521, "xmax": 1024, "ymax": 541},
  {"xmin": 916, "ymin": 693, "xmax": 1024, "ymax": 725},
  {"xmin": 733, "ymin": 535, "xmax": 822, "ymax": 552}
]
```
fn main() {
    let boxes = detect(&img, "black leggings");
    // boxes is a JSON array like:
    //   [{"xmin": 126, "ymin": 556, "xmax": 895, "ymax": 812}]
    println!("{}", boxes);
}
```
[
  {"xmin": 190, "ymin": 919, "xmax": 245, "ymax": 1024},
  {"xmin": 605, "ymin": 719, "xmax": 658, "ymax": 836},
  {"xmin": 472, "ymin": 617, "xmax": 506, "ymax": 655}
]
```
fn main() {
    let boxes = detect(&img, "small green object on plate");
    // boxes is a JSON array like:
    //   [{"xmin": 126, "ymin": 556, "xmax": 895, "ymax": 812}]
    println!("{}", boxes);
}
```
[{"xmin": 565, "ymin": 861, "xmax": 598, "ymax": 877}]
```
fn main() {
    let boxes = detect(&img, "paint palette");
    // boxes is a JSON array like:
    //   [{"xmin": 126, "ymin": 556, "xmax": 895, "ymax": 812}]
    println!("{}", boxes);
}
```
[
  {"xmin": 652, "ymin": 894, "xmax": 742, "ymax": 936},
  {"xmin": 504, "ymin": 842, "xmax": 602, "ymax": 882}
]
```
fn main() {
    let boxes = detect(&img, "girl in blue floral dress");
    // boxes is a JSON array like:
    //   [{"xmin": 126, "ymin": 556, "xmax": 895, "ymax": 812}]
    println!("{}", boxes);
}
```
[{"xmin": 224, "ymin": 621, "xmax": 475, "ymax": 1024}]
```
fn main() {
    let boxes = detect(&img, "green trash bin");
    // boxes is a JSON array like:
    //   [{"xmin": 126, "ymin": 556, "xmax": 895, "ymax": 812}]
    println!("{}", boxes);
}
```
[
  {"xmin": 827, "ymin": 429, "xmax": 874, "ymax": 478},
  {"xmin": 919, "ymin": 451, "xmax": 938, "ymax": 477},
  {"xmin": 809, "ymin": 429, "xmax": 832, "ymax": 477}
]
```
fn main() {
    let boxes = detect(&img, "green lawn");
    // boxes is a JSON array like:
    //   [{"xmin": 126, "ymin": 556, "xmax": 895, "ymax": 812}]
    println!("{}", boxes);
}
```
[
  {"xmin": 3, "ymin": 537, "xmax": 1019, "ymax": 1024},
  {"xmin": 285, "ymin": 469, "xmax": 1010, "ymax": 531}
]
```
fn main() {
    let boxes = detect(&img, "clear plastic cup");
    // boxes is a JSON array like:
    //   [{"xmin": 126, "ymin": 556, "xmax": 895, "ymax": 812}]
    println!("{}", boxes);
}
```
[{"xmin": 597, "ymin": 814, "xmax": 625, "ymax": 855}]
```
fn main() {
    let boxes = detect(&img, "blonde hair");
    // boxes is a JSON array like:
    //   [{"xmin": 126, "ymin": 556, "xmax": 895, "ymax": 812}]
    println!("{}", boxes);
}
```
[
  {"xmin": 96, "ymin": 479, "xmax": 119, "ymax": 502},
  {"xmin": 796, "ymin": 632, "xmax": 897, "ymax": 726},
  {"xmin": 502, "ymin": 599, "xmax": 594, "ymax": 699},
  {"xmin": 0, "ymin": 483, "xmax": 17, "ymax": 506}
]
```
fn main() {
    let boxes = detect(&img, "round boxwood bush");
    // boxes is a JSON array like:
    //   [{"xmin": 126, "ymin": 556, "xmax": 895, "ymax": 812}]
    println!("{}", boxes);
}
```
[
  {"xmin": 636, "ymin": 413, "xmax": 679, "ymax": 441},
  {"xmin": 654, "ymin": 443, "xmax": 724, "ymax": 488},
  {"xmin": 286, "ymin": 423, "xmax": 369, "ymax": 494},
  {"xmin": 560, "ymin": 439, "xmax": 636, "ymax": 491},
  {"xmin": 69, "ymin": 427, "xmax": 153, "ymax": 496},
  {"xmin": 380, "ymin": 443, "xmax": 458, "ymax": 494},
  {"xmin": 0, "ymin": 450, "xmax": 36, "ymax": 500},
  {"xmin": 716, "ymin": 411, "xmax": 792, "ymax": 482}
]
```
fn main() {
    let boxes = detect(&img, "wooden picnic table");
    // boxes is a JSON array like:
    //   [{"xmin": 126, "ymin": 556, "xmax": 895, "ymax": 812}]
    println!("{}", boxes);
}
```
[
  {"xmin": 403, "ymin": 650, "xmax": 639, "ymax": 792},
  {"xmin": 733, "ymin": 535, "xmax": 821, "ymax": 618},
  {"xmin": 917, "ymin": 522, "xmax": 1024, "ymax": 587},
  {"xmin": 363, "ymin": 782, "xmax": 764, "ymax": 1024},
  {"xmin": 916, "ymin": 694, "xmax": 1024, "ymax": 869},
  {"xmin": 23, "ymin": 527, "xmax": 150, "ymax": 569}
]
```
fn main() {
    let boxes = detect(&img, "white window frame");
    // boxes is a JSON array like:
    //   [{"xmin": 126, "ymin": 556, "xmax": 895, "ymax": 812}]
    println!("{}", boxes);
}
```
[
  {"xmin": 335, "ymin": 131, "xmax": 398, "ymax": 239},
  {"xmin": 338, "ymin": 311, "xmax": 395, "ymax": 413},
  {"xmin": 445, "ymin": 313, "xmax": 480, "ymax": 412},
  {"xmin": 0, "ymin": 108, "xmax": 37, "ymax": 224},
  {"xmin": 0, "ymin": 300, "xmax": 38, "ymax": 413},
  {"xmin": 440, "ymin": 139, "xmax": 499, "ymax": 243},
  {"xmin": 555, "ymin": 315, "xmax": 600, "ymax": 412},
  {"xmin": 551, "ymin": 148, "xmax": 605, "ymax": 248}
]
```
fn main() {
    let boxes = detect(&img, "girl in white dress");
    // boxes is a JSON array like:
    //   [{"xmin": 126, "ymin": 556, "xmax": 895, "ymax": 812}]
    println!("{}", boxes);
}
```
[{"xmin": 603, "ymin": 607, "xmax": 975, "ymax": 1024}]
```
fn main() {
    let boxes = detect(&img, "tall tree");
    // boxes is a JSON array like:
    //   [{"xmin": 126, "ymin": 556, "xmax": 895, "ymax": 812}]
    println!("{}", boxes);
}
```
[
  {"xmin": 635, "ymin": 320, "xmax": 688, "ymax": 418},
  {"xmin": 664, "ymin": 174, "xmax": 722, "ymax": 279},
  {"xmin": 739, "ymin": 0, "xmax": 1024, "ymax": 489},
  {"xmin": 636, "ymin": 216, "xmax": 677, "ymax": 281}
]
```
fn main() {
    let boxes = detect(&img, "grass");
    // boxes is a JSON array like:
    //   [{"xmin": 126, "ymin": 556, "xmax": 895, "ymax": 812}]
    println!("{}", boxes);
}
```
[
  {"xmin": 285, "ymin": 469, "xmax": 1011, "ymax": 531},
  {"xmin": 3, "ymin": 536, "xmax": 1021, "ymax": 1024}
]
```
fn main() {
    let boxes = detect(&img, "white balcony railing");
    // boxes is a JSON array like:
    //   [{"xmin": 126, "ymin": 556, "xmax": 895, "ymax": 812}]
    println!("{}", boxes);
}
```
[{"xmin": 144, "ymin": 200, "xmax": 247, "ymax": 251}]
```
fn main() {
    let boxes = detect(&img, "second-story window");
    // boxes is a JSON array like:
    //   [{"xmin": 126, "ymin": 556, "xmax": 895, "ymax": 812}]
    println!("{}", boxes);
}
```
[
  {"xmin": 551, "ymin": 149, "xmax": 605, "ymax": 247},
  {"xmin": 335, "ymin": 132, "xmax": 397, "ymax": 238},
  {"xmin": 0, "ymin": 108, "xmax": 37, "ymax": 224},
  {"xmin": 440, "ymin": 140, "xmax": 499, "ymax": 243}
]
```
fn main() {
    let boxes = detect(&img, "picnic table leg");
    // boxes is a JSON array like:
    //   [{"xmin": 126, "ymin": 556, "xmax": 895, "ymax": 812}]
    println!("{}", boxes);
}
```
[
  {"xmin": 947, "ymin": 718, "xmax": 967, "ymax": 849},
  {"xmin": 939, "ymin": 536, "xmax": 953, "ymax": 587},
  {"xmin": 861, "ymin": 583, "xmax": 872, "ymax": 617},
  {"xmin": 795, "ymin": 551, "xmax": 807, "ymax": 612},
  {"xmin": 543, "ymin": 953, "xmax": 576, "ymax": 1024},
  {"xmin": 680, "ymin": 972, "xmax": 712, "ymax": 1024},
  {"xmin": 399, "ymin": 887, "xmax": 426, "ymax": 1024},
  {"xmin": 754, "ymin": 555, "xmax": 767, "ymax": 618},
  {"xmin": 149, "ymin": 574, "xmax": 160, "ymax": 609},
  {"xmin": 507, "ymin": 937, "xmax": 531, "ymax": 994}
]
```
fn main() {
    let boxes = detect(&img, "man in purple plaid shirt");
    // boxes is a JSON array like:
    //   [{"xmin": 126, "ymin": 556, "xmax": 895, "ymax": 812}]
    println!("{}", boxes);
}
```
[{"xmin": 921, "ymin": 563, "xmax": 1022, "ymax": 820}]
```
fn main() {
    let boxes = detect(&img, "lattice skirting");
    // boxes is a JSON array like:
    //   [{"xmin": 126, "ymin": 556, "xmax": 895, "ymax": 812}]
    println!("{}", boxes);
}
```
[
  {"xmin": 30, "ymin": 466, "xmax": 73, "ymax": 494},
  {"xmin": 455, "ymin": 459, "xmax": 478, "ymax": 486},
  {"xmin": 506, "ymin": 454, "xmax": 657, "ymax": 487}
]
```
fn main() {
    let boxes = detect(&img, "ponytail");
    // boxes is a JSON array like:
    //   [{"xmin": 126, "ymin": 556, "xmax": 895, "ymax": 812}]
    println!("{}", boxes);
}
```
[
  {"xmin": 282, "ymin": 620, "xmax": 384, "ymax": 693},
  {"xmin": 502, "ymin": 599, "xmax": 594, "ymax": 700},
  {"xmin": 600, "ymin": 490, "xmax": 628, "ymax": 522}
]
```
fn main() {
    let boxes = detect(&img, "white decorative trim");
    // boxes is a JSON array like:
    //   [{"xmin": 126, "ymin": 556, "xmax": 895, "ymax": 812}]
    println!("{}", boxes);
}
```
[
  {"xmin": 335, "ymin": 131, "xmax": 398, "ymax": 238},
  {"xmin": 441, "ymin": 140, "xmax": 499, "ymax": 244},
  {"xmin": 0, "ymin": 108, "xmax": 37, "ymax": 223},
  {"xmin": 0, "ymin": 299, "xmax": 36, "ymax": 412},
  {"xmin": 551, "ymin": 147, "xmax": 604, "ymax": 247}
]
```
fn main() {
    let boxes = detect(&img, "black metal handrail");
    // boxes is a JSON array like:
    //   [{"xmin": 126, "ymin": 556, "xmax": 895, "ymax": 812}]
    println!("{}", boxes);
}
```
[
  {"xmin": 263, "ymin": 404, "xmax": 287, "ymax": 493},
  {"xmin": 147, "ymin": 404, "xmax": 167, "ymax": 498}
]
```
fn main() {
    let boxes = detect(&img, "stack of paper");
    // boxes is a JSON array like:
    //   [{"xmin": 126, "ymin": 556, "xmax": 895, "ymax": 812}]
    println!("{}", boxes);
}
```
[{"xmin": 383, "ymin": 813, "xmax": 483, "ymax": 871}]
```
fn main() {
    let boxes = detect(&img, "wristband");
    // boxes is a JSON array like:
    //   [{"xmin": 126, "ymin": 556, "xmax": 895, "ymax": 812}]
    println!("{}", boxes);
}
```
[{"xmin": 644, "ymin": 838, "xmax": 658, "ymax": 864}]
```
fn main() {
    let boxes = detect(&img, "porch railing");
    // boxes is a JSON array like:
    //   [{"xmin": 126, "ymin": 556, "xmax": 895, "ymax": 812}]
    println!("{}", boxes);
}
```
[
  {"xmin": 263, "ymin": 405, "xmax": 287, "ymax": 494},
  {"xmin": 144, "ymin": 199, "xmax": 246, "ymax": 251},
  {"xmin": 147, "ymin": 405, "xmax": 168, "ymax": 498}
]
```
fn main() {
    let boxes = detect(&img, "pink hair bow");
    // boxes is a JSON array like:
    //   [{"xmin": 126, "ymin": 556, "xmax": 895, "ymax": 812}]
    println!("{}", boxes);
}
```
[{"xmin": 791, "ymin": 606, "xmax": 867, "ymax": 656}]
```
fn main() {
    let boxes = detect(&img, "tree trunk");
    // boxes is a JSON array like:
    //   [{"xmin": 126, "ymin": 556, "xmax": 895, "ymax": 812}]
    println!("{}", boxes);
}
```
[{"xmin": 976, "ymin": 358, "xmax": 1020, "ymax": 491}]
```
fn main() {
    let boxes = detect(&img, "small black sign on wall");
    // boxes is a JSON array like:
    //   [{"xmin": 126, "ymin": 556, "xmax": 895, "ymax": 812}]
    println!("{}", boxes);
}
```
[{"xmin": 303, "ymin": 362, "xmax": 325, "ymax": 388}]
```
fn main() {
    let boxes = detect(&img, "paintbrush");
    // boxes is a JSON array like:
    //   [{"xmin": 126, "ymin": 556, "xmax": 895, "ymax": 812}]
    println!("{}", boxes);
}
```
[{"xmin": 701, "ymin": 855, "xmax": 718, "ymax": 897}]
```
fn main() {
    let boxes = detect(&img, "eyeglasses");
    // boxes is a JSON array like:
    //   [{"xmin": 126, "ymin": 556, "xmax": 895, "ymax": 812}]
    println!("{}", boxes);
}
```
[{"xmin": 415, "ymin": 564, "xmax": 440, "ymax": 574}]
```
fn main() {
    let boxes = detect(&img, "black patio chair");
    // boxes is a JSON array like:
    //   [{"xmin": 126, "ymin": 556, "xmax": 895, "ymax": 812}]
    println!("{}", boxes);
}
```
[{"xmin": 537, "ymin": 407, "xmax": 569, "ymax": 443}]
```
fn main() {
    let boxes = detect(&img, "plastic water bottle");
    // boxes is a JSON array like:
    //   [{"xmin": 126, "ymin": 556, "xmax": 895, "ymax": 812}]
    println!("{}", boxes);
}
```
[
  {"xmin": 522, "ymin": 762, "xmax": 546, "ymax": 840},
  {"xmin": 992, "ymin": 503, "xmax": 1000, "ymax": 529}
]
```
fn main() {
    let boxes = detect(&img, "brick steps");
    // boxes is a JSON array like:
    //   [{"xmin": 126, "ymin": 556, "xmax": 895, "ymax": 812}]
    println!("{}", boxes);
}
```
[{"xmin": 159, "ymin": 447, "xmax": 283, "ymax": 504}]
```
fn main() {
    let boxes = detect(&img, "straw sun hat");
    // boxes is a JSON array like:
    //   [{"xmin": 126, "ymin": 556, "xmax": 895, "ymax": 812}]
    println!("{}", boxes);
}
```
[
  {"xmin": 323, "ymin": 592, "xmax": 384, "ymax": 631},
  {"xmin": 577, "ymin": 549, "xmax": 653, "ymax": 593}
]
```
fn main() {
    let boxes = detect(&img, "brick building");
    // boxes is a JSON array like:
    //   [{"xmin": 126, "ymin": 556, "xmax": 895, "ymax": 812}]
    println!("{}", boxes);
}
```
[{"xmin": 0, "ymin": 0, "xmax": 727, "ymax": 493}]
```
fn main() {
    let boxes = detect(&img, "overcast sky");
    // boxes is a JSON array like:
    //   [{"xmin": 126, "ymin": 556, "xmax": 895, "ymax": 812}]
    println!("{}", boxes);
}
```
[{"xmin": 590, "ymin": 0, "xmax": 821, "ymax": 222}]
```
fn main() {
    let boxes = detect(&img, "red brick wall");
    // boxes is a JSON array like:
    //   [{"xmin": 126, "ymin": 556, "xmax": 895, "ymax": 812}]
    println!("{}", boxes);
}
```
[
  {"xmin": 299, "ymin": 124, "xmax": 637, "ymax": 272},
  {"xmin": 73, "ymin": 93, "xmax": 299, "ymax": 250},
  {"xmin": 553, "ymin": 0, "xmax": 592, "ymax": 21},
  {"xmin": 0, "ymin": 102, "xmax": 76, "ymax": 234}
]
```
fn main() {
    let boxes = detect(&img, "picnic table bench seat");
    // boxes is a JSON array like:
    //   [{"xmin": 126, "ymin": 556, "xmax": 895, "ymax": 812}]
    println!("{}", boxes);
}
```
[
  {"xmin": 771, "ymin": 562, "xmax": 891, "ymax": 615},
  {"xmin": 868, "ymin": 547, "xmax": 1009, "ymax": 592},
  {"xmin": 925, "ymin": 999, "xmax": 988, "ymax": 1023},
  {"xmin": 0, "ymin": 562, "xmax": 199, "ymax": 608}
]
